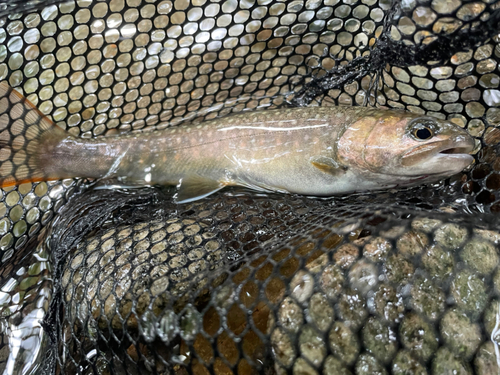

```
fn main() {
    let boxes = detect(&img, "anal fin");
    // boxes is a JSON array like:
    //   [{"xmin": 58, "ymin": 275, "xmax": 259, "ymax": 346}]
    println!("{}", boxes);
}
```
[{"xmin": 175, "ymin": 175, "xmax": 225, "ymax": 203}]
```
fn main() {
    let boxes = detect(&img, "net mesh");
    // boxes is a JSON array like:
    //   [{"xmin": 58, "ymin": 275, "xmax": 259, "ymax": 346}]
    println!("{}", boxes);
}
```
[{"xmin": 0, "ymin": 0, "xmax": 497, "ymax": 373}]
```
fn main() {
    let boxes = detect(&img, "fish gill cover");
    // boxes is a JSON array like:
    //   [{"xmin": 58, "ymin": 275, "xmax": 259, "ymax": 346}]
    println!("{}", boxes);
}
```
[{"xmin": 0, "ymin": 0, "xmax": 497, "ymax": 374}]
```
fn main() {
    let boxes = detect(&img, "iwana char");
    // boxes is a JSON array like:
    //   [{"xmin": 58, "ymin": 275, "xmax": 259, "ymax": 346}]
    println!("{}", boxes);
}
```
[{"xmin": 0, "ymin": 82, "xmax": 475, "ymax": 203}]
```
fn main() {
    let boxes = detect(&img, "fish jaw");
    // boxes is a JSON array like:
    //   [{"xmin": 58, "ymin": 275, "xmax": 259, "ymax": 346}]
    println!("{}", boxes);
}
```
[{"xmin": 399, "ymin": 135, "xmax": 476, "ymax": 177}]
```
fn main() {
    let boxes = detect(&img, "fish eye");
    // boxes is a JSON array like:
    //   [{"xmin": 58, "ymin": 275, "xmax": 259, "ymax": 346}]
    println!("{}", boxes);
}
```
[
  {"xmin": 414, "ymin": 127, "xmax": 433, "ymax": 140},
  {"xmin": 410, "ymin": 118, "xmax": 436, "ymax": 141}
]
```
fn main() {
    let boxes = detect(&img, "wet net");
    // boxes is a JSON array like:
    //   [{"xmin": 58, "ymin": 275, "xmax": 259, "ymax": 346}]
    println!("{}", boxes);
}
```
[{"xmin": 0, "ymin": 0, "xmax": 498, "ymax": 374}]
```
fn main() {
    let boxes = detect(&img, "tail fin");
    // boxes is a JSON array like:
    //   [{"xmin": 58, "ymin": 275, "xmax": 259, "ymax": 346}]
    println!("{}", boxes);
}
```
[{"xmin": 0, "ymin": 82, "xmax": 70, "ymax": 187}]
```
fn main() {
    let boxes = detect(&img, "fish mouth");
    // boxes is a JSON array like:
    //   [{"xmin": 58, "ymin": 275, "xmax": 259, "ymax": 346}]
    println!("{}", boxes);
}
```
[
  {"xmin": 437, "ymin": 142, "xmax": 475, "ymax": 155},
  {"xmin": 401, "ymin": 137, "xmax": 475, "ymax": 167}
]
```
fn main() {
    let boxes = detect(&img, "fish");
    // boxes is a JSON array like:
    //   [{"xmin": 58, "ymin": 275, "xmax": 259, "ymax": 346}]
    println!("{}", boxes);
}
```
[{"xmin": 0, "ymin": 82, "xmax": 475, "ymax": 203}]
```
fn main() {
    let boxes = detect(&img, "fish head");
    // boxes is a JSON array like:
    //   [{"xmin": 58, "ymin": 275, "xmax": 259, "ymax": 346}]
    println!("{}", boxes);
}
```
[{"xmin": 337, "ymin": 111, "xmax": 476, "ymax": 186}]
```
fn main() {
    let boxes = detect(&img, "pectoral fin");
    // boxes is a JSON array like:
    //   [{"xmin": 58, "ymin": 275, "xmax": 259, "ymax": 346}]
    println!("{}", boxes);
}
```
[
  {"xmin": 311, "ymin": 156, "xmax": 348, "ymax": 176},
  {"xmin": 175, "ymin": 175, "xmax": 225, "ymax": 203}
]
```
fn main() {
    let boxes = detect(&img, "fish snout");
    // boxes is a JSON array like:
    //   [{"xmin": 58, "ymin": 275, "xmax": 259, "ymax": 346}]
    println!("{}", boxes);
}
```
[
  {"xmin": 436, "ymin": 133, "xmax": 476, "ymax": 157},
  {"xmin": 399, "ymin": 130, "xmax": 476, "ymax": 177},
  {"xmin": 423, "ymin": 132, "xmax": 476, "ymax": 176}
]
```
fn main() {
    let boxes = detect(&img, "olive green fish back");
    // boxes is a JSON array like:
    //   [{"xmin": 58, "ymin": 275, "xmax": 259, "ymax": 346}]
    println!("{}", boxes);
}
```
[{"xmin": 0, "ymin": 0, "xmax": 497, "ymax": 374}]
